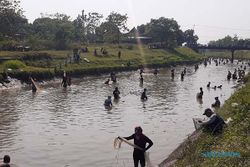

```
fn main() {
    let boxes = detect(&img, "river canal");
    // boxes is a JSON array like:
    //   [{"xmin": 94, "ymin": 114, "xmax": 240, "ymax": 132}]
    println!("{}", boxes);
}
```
[{"xmin": 0, "ymin": 60, "xmax": 248, "ymax": 167}]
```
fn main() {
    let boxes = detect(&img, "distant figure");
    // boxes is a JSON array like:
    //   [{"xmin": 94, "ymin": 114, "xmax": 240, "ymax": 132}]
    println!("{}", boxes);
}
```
[
  {"xmin": 104, "ymin": 96, "xmax": 112, "ymax": 108},
  {"xmin": 110, "ymin": 72, "xmax": 117, "ymax": 82},
  {"xmin": 30, "ymin": 77, "xmax": 37, "ymax": 92},
  {"xmin": 194, "ymin": 64, "xmax": 199, "ymax": 71},
  {"xmin": 204, "ymin": 60, "xmax": 207, "ymax": 67},
  {"xmin": 212, "ymin": 86, "xmax": 217, "ymax": 90},
  {"xmin": 183, "ymin": 67, "xmax": 187, "ymax": 75},
  {"xmin": 232, "ymin": 72, "xmax": 237, "ymax": 80},
  {"xmin": 141, "ymin": 88, "xmax": 148, "ymax": 100},
  {"xmin": 61, "ymin": 72, "xmax": 68, "ymax": 88},
  {"xmin": 94, "ymin": 49, "xmax": 97, "ymax": 56},
  {"xmin": 197, "ymin": 87, "xmax": 203, "ymax": 99},
  {"xmin": 104, "ymin": 79, "xmax": 110, "ymax": 84},
  {"xmin": 181, "ymin": 71, "xmax": 184, "ymax": 81},
  {"xmin": 171, "ymin": 69, "xmax": 175, "ymax": 78},
  {"xmin": 0, "ymin": 155, "xmax": 10, "ymax": 167},
  {"xmin": 118, "ymin": 126, "xmax": 153, "ymax": 167},
  {"xmin": 212, "ymin": 97, "xmax": 221, "ymax": 108},
  {"xmin": 153, "ymin": 68, "xmax": 159, "ymax": 75},
  {"xmin": 232, "ymin": 69, "xmax": 237, "ymax": 80},
  {"xmin": 67, "ymin": 73, "xmax": 72, "ymax": 86},
  {"xmin": 113, "ymin": 87, "xmax": 120, "ymax": 100},
  {"xmin": 227, "ymin": 71, "xmax": 232, "ymax": 80},
  {"xmin": 207, "ymin": 82, "xmax": 211, "ymax": 88},
  {"xmin": 139, "ymin": 75, "xmax": 144, "ymax": 84},
  {"xmin": 217, "ymin": 85, "xmax": 222, "ymax": 89},
  {"xmin": 118, "ymin": 51, "xmax": 121, "ymax": 59},
  {"xmin": 139, "ymin": 66, "xmax": 144, "ymax": 76},
  {"xmin": 198, "ymin": 108, "xmax": 225, "ymax": 134}
]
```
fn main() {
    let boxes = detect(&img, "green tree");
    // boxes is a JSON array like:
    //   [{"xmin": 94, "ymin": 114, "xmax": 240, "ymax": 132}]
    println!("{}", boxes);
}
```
[
  {"xmin": 96, "ymin": 22, "xmax": 120, "ymax": 43},
  {"xmin": 0, "ymin": 0, "xmax": 28, "ymax": 37},
  {"xmin": 73, "ymin": 10, "xmax": 103, "ymax": 43},
  {"xmin": 32, "ymin": 13, "xmax": 74, "ymax": 49},
  {"xmin": 97, "ymin": 12, "xmax": 128, "ymax": 43},
  {"xmin": 208, "ymin": 35, "xmax": 237, "ymax": 47},
  {"xmin": 106, "ymin": 12, "xmax": 128, "ymax": 32},
  {"xmin": 55, "ymin": 27, "xmax": 69, "ymax": 50},
  {"xmin": 144, "ymin": 17, "xmax": 183, "ymax": 47},
  {"xmin": 183, "ymin": 29, "xmax": 198, "ymax": 47}
]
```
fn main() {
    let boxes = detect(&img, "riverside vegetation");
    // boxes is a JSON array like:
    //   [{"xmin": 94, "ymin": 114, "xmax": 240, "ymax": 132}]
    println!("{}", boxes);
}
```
[{"xmin": 0, "ymin": 44, "xmax": 203, "ymax": 83}]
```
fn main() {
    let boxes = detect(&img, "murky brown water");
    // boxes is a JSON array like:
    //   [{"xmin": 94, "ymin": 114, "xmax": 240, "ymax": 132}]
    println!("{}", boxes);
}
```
[{"xmin": 0, "ymin": 60, "xmax": 248, "ymax": 167}]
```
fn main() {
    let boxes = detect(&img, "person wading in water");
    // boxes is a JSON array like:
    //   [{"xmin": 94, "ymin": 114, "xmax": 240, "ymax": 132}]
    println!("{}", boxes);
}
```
[{"xmin": 119, "ymin": 127, "xmax": 153, "ymax": 167}]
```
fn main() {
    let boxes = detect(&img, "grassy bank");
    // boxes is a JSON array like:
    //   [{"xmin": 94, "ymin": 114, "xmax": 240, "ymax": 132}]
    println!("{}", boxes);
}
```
[
  {"xmin": 0, "ymin": 44, "xmax": 203, "ymax": 82},
  {"xmin": 170, "ymin": 74, "xmax": 250, "ymax": 167},
  {"xmin": 204, "ymin": 50, "xmax": 250, "ymax": 60}
]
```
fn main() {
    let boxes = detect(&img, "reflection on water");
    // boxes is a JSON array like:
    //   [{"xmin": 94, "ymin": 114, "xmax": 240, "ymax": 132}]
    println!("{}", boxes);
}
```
[{"xmin": 0, "ymin": 60, "xmax": 249, "ymax": 166}]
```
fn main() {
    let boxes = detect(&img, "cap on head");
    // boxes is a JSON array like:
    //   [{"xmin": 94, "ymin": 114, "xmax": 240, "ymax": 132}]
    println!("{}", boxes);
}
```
[
  {"xmin": 215, "ymin": 97, "xmax": 219, "ymax": 100},
  {"xmin": 108, "ymin": 96, "xmax": 111, "ymax": 99},
  {"xmin": 203, "ymin": 108, "xmax": 213, "ymax": 115}
]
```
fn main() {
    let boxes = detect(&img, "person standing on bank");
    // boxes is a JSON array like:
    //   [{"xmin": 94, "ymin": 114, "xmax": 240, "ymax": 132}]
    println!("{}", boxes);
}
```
[{"xmin": 119, "ymin": 126, "xmax": 153, "ymax": 167}]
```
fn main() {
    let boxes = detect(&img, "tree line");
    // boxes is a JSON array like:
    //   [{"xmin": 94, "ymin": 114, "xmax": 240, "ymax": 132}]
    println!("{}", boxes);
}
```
[
  {"xmin": 208, "ymin": 35, "xmax": 250, "ymax": 48},
  {"xmin": 0, "ymin": 0, "xmax": 199, "ymax": 50}
]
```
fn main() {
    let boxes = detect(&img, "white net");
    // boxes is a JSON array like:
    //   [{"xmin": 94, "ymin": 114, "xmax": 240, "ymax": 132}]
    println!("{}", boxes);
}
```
[{"xmin": 113, "ymin": 137, "xmax": 157, "ymax": 167}]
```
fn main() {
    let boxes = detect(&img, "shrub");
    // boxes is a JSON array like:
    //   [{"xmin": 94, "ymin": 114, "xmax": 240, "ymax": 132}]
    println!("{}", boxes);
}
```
[{"xmin": 3, "ymin": 60, "xmax": 26, "ymax": 69}]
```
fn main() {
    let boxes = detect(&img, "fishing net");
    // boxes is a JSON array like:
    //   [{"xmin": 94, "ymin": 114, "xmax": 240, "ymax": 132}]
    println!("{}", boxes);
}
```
[
  {"xmin": 114, "ymin": 137, "xmax": 123, "ymax": 149},
  {"xmin": 113, "ymin": 137, "xmax": 156, "ymax": 167}
]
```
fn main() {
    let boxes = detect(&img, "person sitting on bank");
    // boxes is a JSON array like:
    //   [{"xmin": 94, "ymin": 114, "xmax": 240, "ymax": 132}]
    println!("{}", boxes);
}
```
[
  {"xmin": 0, "ymin": 155, "xmax": 10, "ymax": 167},
  {"xmin": 141, "ymin": 88, "xmax": 148, "ymax": 100},
  {"xmin": 119, "ymin": 126, "xmax": 153, "ymax": 167},
  {"xmin": 104, "ymin": 96, "xmax": 112, "ymax": 108},
  {"xmin": 199, "ymin": 108, "xmax": 225, "ymax": 134},
  {"xmin": 197, "ymin": 87, "xmax": 203, "ymax": 99},
  {"xmin": 113, "ymin": 87, "xmax": 120, "ymax": 100},
  {"xmin": 212, "ymin": 97, "xmax": 221, "ymax": 108}
]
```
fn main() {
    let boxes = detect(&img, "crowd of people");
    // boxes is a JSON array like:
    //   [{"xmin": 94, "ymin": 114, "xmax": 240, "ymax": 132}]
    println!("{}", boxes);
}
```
[{"xmin": 8, "ymin": 57, "xmax": 247, "ymax": 167}]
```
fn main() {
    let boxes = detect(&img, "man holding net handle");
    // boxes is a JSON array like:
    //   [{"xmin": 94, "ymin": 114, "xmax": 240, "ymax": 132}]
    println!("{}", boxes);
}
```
[{"xmin": 118, "ymin": 126, "xmax": 153, "ymax": 167}]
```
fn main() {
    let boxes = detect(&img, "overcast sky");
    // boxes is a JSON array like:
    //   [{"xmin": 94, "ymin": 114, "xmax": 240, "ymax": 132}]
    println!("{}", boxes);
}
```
[{"xmin": 20, "ymin": 0, "xmax": 250, "ymax": 44}]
